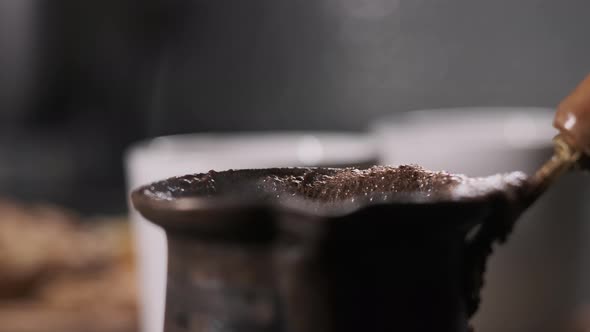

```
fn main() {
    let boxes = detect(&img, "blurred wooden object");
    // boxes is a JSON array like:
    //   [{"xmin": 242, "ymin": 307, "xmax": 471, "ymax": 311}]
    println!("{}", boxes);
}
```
[{"xmin": 0, "ymin": 199, "xmax": 137, "ymax": 332}]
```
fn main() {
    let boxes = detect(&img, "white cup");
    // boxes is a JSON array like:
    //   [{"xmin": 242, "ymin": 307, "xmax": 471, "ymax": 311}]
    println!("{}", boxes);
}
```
[
  {"xmin": 125, "ymin": 132, "xmax": 377, "ymax": 332},
  {"xmin": 372, "ymin": 107, "xmax": 590, "ymax": 332}
]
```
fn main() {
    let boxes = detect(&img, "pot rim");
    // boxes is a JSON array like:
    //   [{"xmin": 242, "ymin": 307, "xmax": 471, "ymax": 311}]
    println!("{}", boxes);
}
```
[{"xmin": 131, "ymin": 167, "xmax": 528, "ymax": 232}]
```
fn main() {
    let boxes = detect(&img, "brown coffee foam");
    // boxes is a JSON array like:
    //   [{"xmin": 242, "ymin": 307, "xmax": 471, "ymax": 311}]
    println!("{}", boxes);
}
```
[{"xmin": 140, "ymin": 165, "xmax": 528, "ymax": 208}]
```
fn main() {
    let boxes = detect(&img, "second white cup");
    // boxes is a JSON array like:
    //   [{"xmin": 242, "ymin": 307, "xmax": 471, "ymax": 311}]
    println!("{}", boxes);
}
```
[{"xmin": 372, "ymin": 107, "xmax": 590, "ymax": 332}]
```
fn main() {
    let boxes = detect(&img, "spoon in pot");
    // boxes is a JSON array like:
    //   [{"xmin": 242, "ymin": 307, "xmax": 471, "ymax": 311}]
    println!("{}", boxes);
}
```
[
  {"xmin": 465, "ymin": 76, "xmax": 590, "ymax": 319},
  {"xmin": 530, "ymin": 74, "xmax": 590, "ymax": 195}
]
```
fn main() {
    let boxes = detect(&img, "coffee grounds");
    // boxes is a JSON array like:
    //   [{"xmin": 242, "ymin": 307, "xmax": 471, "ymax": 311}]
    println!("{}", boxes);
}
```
[
  {"xmin": 141, "ymin": 165, "xmax": 527, "ymax": 209},
  {"xmin": 142, "ymin": 165, "xmax": 468, "ymax": 203},
  {"xmin": 256, "ymin": 165, "xmax": 461, "ymax": 203}
]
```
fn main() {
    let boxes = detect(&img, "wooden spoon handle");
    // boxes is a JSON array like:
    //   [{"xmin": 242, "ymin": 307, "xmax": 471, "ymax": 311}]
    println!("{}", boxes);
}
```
[
  {"xmin": 528, "ymin": 74, "xmax": 590, "ymax": 196},
  {"xmin": 555, "ymin": 73, "xmax": 590, "ymax": 155}
]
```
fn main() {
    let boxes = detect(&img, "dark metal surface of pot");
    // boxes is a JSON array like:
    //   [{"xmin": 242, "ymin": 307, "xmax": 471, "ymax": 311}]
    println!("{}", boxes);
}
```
[{"xmin": 132, "ymin": 167, "xmax": 529, "ymax": 332}]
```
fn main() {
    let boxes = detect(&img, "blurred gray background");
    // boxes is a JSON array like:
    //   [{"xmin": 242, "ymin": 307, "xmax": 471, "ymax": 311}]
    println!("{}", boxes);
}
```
[
  {"xmin": 2, "ymin": 2, "xmax": 590, "ymax": 332},
  {"xmin": 1, "ymin": 0, "xmax": 590, "ymax": 212}
]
